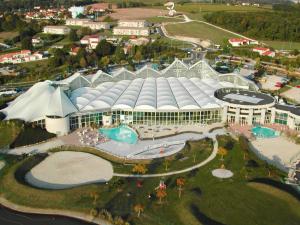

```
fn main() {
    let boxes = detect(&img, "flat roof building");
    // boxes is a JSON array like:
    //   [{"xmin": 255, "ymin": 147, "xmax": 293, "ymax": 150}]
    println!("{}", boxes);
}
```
[{"xmin": 43, "ymin": 26, "xmax": 71, "ymax": 35}]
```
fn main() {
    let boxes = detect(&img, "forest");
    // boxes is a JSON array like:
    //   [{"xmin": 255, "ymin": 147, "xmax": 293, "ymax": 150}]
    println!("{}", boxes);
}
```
[{"xmin": 204, "ymin": 10, "xmax": 300, "ymax": 42}]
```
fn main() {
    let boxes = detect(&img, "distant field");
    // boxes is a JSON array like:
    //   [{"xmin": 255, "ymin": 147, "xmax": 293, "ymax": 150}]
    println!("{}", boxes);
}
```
[
  {"xmin": 165, "ymin": 21, "xmax": 239, "ymax": 45},
  {"xmin": 0, "ymin": 31, "xmax": 19, "ymax": 42},
  {"xmin": 263, "ymin": 41, "xmax": 300, "ymax": 50},
  {"xmin": 106, "ymin": 8, "xmax": 167, "ymax": 20},
  {"xmin": 152, "ymin": 3, "xmax": 272, "ymax": 20},
  {"xmin": 147, "ymin": 16, "xmax": 184, "ymax": 24}
]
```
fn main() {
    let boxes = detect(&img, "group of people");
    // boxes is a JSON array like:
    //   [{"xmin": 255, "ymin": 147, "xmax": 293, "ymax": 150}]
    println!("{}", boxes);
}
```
[{"xmin": 77, "ymin": 128, "xmax": 110, "ymax": 147}]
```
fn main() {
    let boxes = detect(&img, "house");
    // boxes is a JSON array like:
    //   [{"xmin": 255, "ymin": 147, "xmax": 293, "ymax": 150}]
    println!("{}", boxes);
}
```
[
  {"xmin": 118, "ymin": 20, "xmax": 149, "ymax": 28},
  {"xmin": 66, "ymin": 18, "xmax": 91, "ymax": 26},
  {"xmin": 43, "ymin": 25, "xmax": 71, "ymax": 35},
  {"xmin": 80, "ymin": 34, "xmax": 104, "ymax": 49},
  {"xmin": 253, "ymin": 47, "xmax": 275, "ymax": 57},
  {"xmin": 0, "ymin": 50, "xmax": 45, "ymax": 64},
  {"xmin": 31, "ymin": 36, "xmax": 44, "ymax": 47},
  {"xmin": 81, "ymin": 21, "xmax": 110, "ymax": 30},
  {"xmin": 70, "ymin": 46, "xmax": 80, "ymax": 56},
  {"xmin": 66, "ymin": 18, "xmax": 110, "ymax": 30},
  {"xmin": 228, "ymin": 38, "xmax": 250, "ymax": 47},
  {"xmin": 262, "ymin": 50, "xmax": 276, "ymax": 58},
  {"xmin": 113, "ymin": 27, "xmax": 150, "ymax": 36}
]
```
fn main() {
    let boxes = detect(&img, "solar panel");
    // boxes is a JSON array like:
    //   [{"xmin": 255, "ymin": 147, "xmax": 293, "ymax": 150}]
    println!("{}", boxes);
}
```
[{"xmin": 224, "ymin": 93, "xmax": 263, "ymax": 104}]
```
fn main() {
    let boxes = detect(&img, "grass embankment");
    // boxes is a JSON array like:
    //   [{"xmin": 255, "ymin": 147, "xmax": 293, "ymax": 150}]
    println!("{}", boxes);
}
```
[
  {"xmin": 0, "ymin": 31, "xmax": 19, "ymax": 43},
  {"xmin": 165, "ymin": 21, "xmax": 239, "ymax": 45},
  {"xmin": 263, "ymin": 40, "xmax": 300, "ymax": 51},
  {"xmin": 0, "ymin": 134, "xmax": 299, "ymax": 225}
]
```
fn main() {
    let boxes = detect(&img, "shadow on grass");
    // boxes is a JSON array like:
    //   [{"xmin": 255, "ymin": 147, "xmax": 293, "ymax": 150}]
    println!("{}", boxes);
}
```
[
  {"xmin": 249, "ymin": 178, "xmax": 300, "ymax": 200},
  {"xmin": 190, "ymin": 204, "xmax": 226, "ymax": 225},
  {"xmin": 14, "ymin": 154, "xmax": 48, "ymax": 185}
]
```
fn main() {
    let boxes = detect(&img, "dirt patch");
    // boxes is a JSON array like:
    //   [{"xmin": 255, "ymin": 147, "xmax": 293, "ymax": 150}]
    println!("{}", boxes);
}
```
[{"xmin": 103, "ymin": 8, "xmax": 167, "ymax": 20}]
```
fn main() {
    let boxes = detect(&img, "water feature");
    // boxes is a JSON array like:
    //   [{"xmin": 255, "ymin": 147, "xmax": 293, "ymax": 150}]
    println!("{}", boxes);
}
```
[
  {"xmin": 252, "ymin": 126, "xmax": 279, "ymax": 138},
  {"xmin": 99, "ymin": 125, "xmax": 138, "ymax": 144}
]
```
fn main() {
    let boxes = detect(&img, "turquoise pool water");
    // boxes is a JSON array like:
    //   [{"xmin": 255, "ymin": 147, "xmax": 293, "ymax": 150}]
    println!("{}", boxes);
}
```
[
  {"xmin": 252, "ymin": 126, "xmax": 279, "ymax": 138},
  {"xmin": 99, "ymin": 125, "xmax": 138, "ymax": 144}
]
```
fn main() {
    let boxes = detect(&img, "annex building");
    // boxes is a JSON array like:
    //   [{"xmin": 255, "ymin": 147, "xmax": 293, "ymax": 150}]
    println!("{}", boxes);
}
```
[{"xmin": 2, "ymin": 59, "xmax": 300, "ymax": 135}]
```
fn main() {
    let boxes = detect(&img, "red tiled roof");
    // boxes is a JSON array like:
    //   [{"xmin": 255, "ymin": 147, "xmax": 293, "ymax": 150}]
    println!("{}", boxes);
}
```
[
  {"xmin": 0, "ymin": 50, "xmax": 31, "ymax": 61},
  {"xmin": 253, "ymin": 47, "xmax": 269, "ymax": 51},
  {"xmin": 229, "ymin": 38, "xmax": 249, "ymax": 43},
  {"xmin": 262, "ymin": 51, "xmax": 274, "ymax": 56}
]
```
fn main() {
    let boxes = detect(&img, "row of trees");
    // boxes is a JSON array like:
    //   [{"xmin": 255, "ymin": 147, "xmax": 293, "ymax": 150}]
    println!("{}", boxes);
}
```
[
  {"xmin": 0, "ymin": 0, "xmax": 95, "ymax": 12},
  {"xmin": 204, "ymin": 11, "xmax": 300, "ymax": 42},
  {"xmin": 49, "ymin": 38, "xmax": 186, "ymax": 71}
]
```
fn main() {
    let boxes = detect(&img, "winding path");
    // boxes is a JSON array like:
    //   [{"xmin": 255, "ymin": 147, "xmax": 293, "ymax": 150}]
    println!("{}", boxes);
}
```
[{"xmin": 113, "ymin": 129, "xmax": 224, "ymax": 178}]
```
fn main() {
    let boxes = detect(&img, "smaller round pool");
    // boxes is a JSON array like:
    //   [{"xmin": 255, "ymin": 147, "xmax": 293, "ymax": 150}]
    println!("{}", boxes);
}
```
[
  {"xmin": 252, "ymin": 126, "xmax": 279, "ymax": 138},
  {"xmin": 99, "ymin": 125, "xmax": 138, "ymax": 144}
]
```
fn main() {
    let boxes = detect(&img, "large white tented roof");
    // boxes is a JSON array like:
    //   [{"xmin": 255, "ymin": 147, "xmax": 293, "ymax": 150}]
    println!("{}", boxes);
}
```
[
  {"xmin": 70, "ymin": 76, "xmax": 230, "ymax": 112},
  {"xmin": 2, "ymin": 59, "xmax": 258, "ymax": 122},
  {"xmin": 2, "ymin": 82, "xmax": 78, "ymax": 122}
]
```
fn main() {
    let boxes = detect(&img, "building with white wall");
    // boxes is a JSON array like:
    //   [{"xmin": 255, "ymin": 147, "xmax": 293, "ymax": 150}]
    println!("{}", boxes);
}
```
[
  {"xmin": 113, "ymin": 27, "xmax": 150, "ymax": 36},
  {"xmin": 118, "ymin": 20, "xmax": 149, "ymax": 28},
  {"xmin": 43, "ymin": 26, "xmax": 71, "ymax": 35},
  {"xmin": 66, "ymin": 18, "xmax": 110, "ymax": 30},
  {"xmin": 2, "ymin": 59, "xmax": 300, "ymax": 135},
  {"xmin": 113, "ymin": 19, "xmax": 150, "ymax": 36}
]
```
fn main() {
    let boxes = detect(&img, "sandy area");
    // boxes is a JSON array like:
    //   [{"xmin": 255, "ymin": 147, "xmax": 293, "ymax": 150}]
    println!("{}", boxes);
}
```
[
  {"xmin": 281, "ymin": 87, "xmax": 300, "ymax": 103},
  {"xmin": 250, "ymin": 136, "xmax": 300, "ymax": 170},
  {"xmin": 26, "ymin": 151, "xmax": 113, "ymax": 189},
  {"xmin": 103, "ymin": 8, "xmax": 167, "ymax": 20}
]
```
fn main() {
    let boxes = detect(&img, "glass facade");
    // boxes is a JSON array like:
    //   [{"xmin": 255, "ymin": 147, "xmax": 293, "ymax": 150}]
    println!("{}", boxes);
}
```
[
  {"xmin": 274, "ymin": 112, "xmax": 288, "ymax": 125},
  {"xmin": 69, "ymin": 109, "xmax": 222, "ymax": 129}
]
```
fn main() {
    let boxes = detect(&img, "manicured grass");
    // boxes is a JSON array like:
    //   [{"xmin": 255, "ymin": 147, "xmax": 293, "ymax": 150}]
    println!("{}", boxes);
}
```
[
  {"xmin": 146, "ymin": 16, "xmax": 184, "ymax": 24},
  {"xmin": 263, "ymin": 40, "xmax": 300, "ymax": 50},
  {"xmin": 0, "ymin": 121, "xmax": 21, "ymax": 149},
  {"xmin": 159, "ymin": 36, "xmax": 194, "ymax": 49},
  {"xmin": 0, "ymin": 134, "xmax": 299, "ymax": 225},
  {"xmin": 165, "ymin": 21, "xmax": 239, "ymax": 45}
]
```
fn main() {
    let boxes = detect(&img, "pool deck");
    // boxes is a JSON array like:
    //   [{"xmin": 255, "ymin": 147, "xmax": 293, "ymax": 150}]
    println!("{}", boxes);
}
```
[{"xmin": 60, "ymin": 124, "xmax": 225, "ymax": 159}]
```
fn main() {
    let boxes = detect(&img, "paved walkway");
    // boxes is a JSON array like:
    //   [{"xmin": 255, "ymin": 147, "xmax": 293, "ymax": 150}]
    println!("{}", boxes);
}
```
[
  {"xmin": 114, "ymin": 128, "xmax": 225, "ymax": 178},
  {"xmin": 5, "ymin": 139, "xmax": 64, "ymax": 155}
]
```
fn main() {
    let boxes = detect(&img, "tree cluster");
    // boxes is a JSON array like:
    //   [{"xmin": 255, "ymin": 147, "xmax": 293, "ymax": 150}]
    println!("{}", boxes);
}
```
[
  {"xmin": 204, "ymin": 11, "xmax": 300, "ymax": 42},
  {"xmin": 49, "ymin": 38, "xmax": 186, "ymax": 71},
  {"xmin": 116, "ymin": 1, "xmax": 146, "ymax": 8},
  {"xmin": 0, "ymin": 0, "xmax": 95, "ymax": 12}
]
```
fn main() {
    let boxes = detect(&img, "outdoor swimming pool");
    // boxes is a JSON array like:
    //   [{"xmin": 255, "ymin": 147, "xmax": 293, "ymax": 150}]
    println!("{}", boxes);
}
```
[
  {"xmin": 252, "ymin": 126, "xmax": 279, "ymax": 138},
  {"xmin": 99, "ymin": 125, "xmax": 138, "ymax": 144}
]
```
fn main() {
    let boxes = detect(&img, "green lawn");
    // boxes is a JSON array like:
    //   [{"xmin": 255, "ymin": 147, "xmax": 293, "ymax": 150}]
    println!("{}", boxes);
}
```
[
  {"xmin": 0, "ymin": 121, "xmax": 21, "ymax": 149},
  {"xmin": 146, "ymin": 16, "xmax": 184, "ymax": 24},
  {"xmin": 165, "ymin": 21, "xmax": 239, "ymax": 45},
  {"xmin": 0, "ymin": 134, "xmax": 299, "ymax": 225},
  {"xmin": 263, "ymin": 40, "xmax": 300, "ymax": 50}
]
